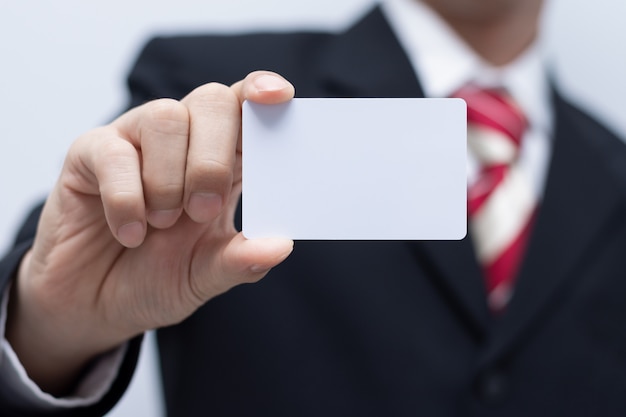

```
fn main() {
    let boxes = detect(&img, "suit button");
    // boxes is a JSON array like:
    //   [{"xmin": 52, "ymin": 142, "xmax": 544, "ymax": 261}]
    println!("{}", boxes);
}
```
[{"xmin": 476, "ymin": 369, "xmax": 509, "ymax": 405}]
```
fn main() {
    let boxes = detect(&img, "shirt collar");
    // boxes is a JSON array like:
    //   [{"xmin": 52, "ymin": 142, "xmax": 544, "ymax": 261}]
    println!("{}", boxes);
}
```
[{"xmin": 380, "ymin": 0, "xmax": 553, "ymax": 134}]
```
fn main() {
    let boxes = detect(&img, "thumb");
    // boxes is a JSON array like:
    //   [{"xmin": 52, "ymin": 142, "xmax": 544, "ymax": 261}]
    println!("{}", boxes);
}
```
[
  {"xmin": 192, "ymin": 233, "xmax": 294, "ymax": 300},
  {"xmin": 223, "ymin": 233, "xmax": 294, "ymax": 278}
]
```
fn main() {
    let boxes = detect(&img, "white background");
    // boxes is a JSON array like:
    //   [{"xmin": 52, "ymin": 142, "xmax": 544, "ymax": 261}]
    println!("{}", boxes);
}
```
[{"xmin": 0, "ymin": 0, "xmax": 625, "ymax": 415}]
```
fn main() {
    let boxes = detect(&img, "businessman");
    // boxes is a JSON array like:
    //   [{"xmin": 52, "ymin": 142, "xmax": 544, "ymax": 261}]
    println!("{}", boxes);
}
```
[{"xmin": 2, "ymin": 0, "xmax": 626, "ymax": 415}]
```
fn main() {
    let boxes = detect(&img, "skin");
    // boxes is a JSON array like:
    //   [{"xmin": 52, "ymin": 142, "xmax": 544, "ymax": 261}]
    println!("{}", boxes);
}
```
[
  {"xmin": 6, "ymin": 0, "xmax": 544, "ymax": 398},
  {"xmin": 421, "ymin": 0, "xmax": 544, "ymax": 66}
]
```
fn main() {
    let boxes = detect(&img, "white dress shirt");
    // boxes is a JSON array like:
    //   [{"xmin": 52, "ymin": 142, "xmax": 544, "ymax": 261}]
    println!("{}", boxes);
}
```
[{"xmin": 0, "ymin": 0, "xmax": 556, "ymax": 411}]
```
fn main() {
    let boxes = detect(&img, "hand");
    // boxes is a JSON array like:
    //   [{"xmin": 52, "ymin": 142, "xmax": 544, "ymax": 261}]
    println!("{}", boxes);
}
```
[{"xmin": 6, "ymin": 71, "xmax": 295, "ymax": 395}]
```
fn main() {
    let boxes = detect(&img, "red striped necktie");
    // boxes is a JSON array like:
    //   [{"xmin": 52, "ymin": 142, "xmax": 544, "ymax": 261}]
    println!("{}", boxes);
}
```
[{"xmin": 455, "ymin": 85, "xmax": 536, "ymax": 313}]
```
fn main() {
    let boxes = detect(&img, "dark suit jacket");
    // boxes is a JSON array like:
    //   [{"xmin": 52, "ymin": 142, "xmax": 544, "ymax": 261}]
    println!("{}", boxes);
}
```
[{"xmin": 2, "ymin": 6, "xmax": 626, "ymax": 417}]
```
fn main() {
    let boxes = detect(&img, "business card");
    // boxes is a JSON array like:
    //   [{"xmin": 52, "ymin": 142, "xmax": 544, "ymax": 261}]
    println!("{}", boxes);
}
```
[{"xmin": 242, "ymin": 98, "xmax": 467, "ymax": 240}]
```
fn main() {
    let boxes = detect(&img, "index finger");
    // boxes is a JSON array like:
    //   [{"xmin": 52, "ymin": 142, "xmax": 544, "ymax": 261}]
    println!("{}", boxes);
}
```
[
  {"xmin": 231, "ymin": 71, "xmax": 295, "ymax": 157},
  {"xmin": 180, "ymin": 71, "xmax": 294, "ymax": 223}
]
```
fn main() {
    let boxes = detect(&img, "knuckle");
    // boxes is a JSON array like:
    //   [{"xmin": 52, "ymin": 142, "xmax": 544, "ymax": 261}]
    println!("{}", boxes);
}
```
[
  {"xmin": 98, "ymin": 134, "xmax": 131, "ymax": 156},
  {"xmin": 142, "ymin": 99, "xmax": 189, "ymax": 136},
  {"xmin": 189, "ymin": 158, "xmax": 233, "ymax": 185},
  {"xmin": 146, "ymin": 98, "xmax": 188, "ymax": 122},
  {"xmin": 188, "ymin": 82, "xmax": 239, "ymax": 111},
  {"xmin": 144, "ymin": 181, "xmax": 183, "ymax": 202},
  {"xmin": 103, "ymin": 189, "xmax": 138, "ymax": 212},
  {"xmin": 92, "ymin": 137, "xmax": 136, "ymax": 171}
]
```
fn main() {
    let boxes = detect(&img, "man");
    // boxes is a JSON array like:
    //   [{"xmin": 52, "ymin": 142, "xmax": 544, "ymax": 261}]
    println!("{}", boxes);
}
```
[{"xmin": 2, "ymin": 0, "xmax": 626, "ymax": 415}]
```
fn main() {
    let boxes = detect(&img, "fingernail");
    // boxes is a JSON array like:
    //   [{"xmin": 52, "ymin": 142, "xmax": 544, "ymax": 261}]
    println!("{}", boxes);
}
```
[
  {"xmin": 253, "ymin": 75, "xmax": 289, "ymax": 92},
  {"xmin": 188, "ymin": 192, "xmax": 222, "ymax": 222},
  {"xmin": 117, "ymin": 221, "xmax": 144, "ymax": 248},
  {"xmin": 147, "ymin": 208, "xmax": 181, "ymax": 228},
  {"xmin": 250, "ymin": 265, "xmax": 272, "ymax": 274}
]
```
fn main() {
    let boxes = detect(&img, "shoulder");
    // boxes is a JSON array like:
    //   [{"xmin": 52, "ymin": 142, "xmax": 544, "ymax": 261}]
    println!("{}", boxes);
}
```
[
  {"xmin": 126, "ymin": 29, "xmax": 335, "ymax": 103},
  {"xmin": 123, "ymin": 6, "xmax": 413, "ymax": 104}
]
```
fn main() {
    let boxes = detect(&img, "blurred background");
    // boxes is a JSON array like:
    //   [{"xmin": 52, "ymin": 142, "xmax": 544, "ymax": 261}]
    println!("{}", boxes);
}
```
[{"xmin": 1, "ymin": 0, "xmax": 625, "ymax": 415}]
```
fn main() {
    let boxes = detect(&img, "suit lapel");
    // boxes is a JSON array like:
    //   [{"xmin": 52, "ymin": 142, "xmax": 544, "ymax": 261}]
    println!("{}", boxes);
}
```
[
  {"xmin": 409, "ymin": 240, "xmax": 491, "ymax": 338},
  {"xmin": 312, "ymin": 6, "xmax": 422, "ymax": 99},
  {"xmin": 313, "ymin": 6, "xmax": 491, "ymax": 336},
  {"xmin": 478, "ymin": 91, "xmax": 626, "ymax": 366}
]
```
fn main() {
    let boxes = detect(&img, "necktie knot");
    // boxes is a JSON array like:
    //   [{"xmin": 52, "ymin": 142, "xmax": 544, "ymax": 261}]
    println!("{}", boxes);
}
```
[{"xmin": 455, "ymin": 85, "xmax": 527, "ymax": 166}]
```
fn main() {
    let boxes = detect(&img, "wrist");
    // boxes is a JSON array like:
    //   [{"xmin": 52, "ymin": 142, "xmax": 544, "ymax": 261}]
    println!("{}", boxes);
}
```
[{"xmin": 5, "ymin": 250, "xmax": 126, "ymax": 396}]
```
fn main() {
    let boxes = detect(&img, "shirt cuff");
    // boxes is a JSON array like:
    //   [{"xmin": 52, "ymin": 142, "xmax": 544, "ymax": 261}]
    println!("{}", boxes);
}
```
[{"xmin": 0, "ymin": 281, "xmax": 127, "ymax": 412}]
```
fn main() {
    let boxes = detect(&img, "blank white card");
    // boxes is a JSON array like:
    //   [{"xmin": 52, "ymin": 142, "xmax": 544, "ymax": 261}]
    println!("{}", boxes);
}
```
[{"xmin": 242, "ymin": 98, "xmax": 466, "ymax": 240}]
